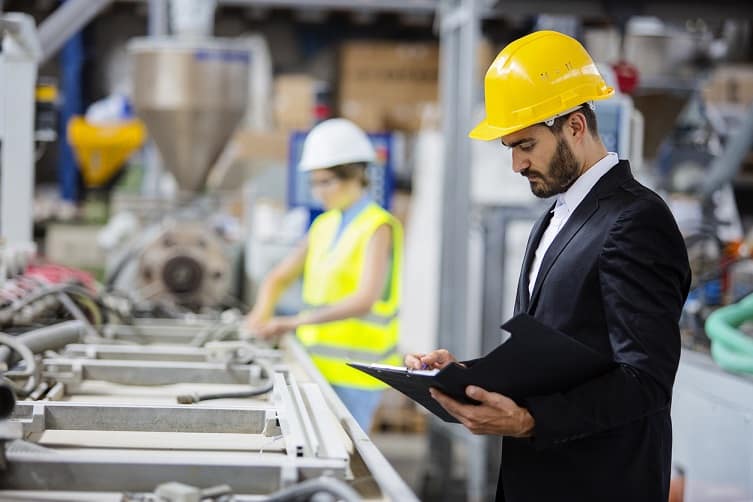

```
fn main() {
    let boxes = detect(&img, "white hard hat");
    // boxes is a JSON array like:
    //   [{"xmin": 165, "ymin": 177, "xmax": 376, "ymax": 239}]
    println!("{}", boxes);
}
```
[{"xmin": 298, "ymin": 118, "xmax": 376, "ymax": 172}]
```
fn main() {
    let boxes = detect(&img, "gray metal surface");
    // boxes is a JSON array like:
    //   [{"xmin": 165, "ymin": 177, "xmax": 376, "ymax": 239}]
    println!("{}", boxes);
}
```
[
  {"xmin": 701, "ymin": 106, "xmax": 753, "ymax": 200},
  {"xmin": 11, "ymin": 401, "xmax": 268, "ymax": 434},
  {"xmin": 42, "ymin": 357, "xmax": 264, "ymax": 386},
  {"xmin": 147, "ymin": 0, "xmax": 168, "ymax": 36},
  {"xmin": 129, "ymin": 37, "xmax": 249, "ymax": 193},
  {"xmin": 37, "ymin": 0, "xmax": 113, "ymax": 64},
  {"xmin": 2, "ymin": 444, "xmax": 346, "ymax": 492},
  {"xmin": 285, "ymin": 337, "xmax": 420, "ymax": 502},
  {"xmin": 429, "ymin": 1, "xmax": 482, "ymax": 501},
  {"xmin": 0, "ymin": 13, "xmax": 40, "ymax": 245},
  {"xmin": 1, "ymin": 323, "xmax": 417, "ymax": 500},
  {"xmin": 672, "ymin": 349, "xmax": 753, "ymax": 501}
]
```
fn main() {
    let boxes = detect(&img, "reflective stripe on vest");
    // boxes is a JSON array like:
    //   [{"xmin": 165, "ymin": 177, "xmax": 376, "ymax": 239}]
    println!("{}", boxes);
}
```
[{"xmin": 303, "ymin": 304, "xmax": 399, "ymax": 327}]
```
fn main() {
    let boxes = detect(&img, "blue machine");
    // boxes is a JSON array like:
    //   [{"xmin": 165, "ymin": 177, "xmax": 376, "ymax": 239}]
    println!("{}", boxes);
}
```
[
  {"xmin": 594, "ymin": 95, "xmax": 633, "ymax": 159},
  {"xmin": 287, "ymin": 131, "xmax": 398, "ymax": 225}
]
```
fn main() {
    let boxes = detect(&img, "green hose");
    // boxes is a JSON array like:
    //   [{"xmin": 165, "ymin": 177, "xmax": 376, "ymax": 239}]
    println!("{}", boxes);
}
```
[{"xmin": 705, "ymin": 293, "xmax": 753, "ymax": 373}]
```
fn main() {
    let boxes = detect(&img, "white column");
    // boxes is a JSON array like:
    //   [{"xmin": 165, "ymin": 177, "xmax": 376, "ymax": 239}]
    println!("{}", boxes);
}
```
[{"xmin": 0, "ymin": 14, "xmax": 40, "ymax": 245}]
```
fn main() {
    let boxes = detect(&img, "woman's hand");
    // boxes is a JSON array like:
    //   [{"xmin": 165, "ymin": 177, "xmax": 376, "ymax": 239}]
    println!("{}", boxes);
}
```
[
  {"xmin": 256, "ymin": 316, "xmax": 299, "ymax": 339},
  {"xmin": 244, "ymin": 310, "xmax": 268, "ymax": 336}
]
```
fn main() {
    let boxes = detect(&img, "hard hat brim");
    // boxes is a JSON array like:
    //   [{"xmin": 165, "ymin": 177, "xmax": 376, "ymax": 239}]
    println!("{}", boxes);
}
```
[{"xmin": 468, "ymin": 118, "xmax": 508, "ymax": 141}]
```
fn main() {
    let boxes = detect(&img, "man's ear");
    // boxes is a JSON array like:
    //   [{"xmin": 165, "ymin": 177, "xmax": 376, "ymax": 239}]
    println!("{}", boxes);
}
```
[{"xmin": 567, "ymin": 111, "xmax": 588, "ymax": 142}]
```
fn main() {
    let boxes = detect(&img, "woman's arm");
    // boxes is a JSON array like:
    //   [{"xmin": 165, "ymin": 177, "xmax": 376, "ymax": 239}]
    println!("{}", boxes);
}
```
[
  {"xmin": 246, "ymin": 237, "xmax": 308, "ymax": 331},
  {"xmin": 256, "ymin": 224, "xmax": 394, "ymax": 338}
]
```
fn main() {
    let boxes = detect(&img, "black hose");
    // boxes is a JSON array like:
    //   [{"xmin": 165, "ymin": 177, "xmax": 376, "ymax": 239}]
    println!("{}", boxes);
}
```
[
  {"xmin": 0, "ymin": 381, "xmax": 15, "ymax": 419},
  {"xmin": 177, "ymin": 360, "xmax": 274, "ymax": 404}
]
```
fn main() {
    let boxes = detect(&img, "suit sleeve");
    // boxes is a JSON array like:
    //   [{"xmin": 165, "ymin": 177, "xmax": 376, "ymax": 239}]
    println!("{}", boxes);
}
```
[{"xmin": 524, "ymin": 197, "xmax": 691, "ymax": 450}]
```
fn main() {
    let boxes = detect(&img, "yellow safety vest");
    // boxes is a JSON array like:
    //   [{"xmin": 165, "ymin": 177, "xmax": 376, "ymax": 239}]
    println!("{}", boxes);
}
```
[{"xmin": 297, "ymin": 202, "xmax": 402, "ymax": 389}]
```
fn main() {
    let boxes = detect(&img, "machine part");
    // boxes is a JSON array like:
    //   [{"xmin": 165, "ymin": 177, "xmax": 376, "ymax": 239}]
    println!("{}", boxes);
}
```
[
  {"xmin": 3, "ymin": 375, "xmax": 350, "ymax": 494},
  {"xmin": 0, "ymin": 381, "xmax": 15, "ymax": 419},
  {"xmin": 1, "ymin": 331, "xmax": 417, "ymax": 500},
  {"xmin": 154, "ymin": 481, "xmax": 200, "ymax": 502},
  {"xmin": 176, "ymin": 358, "xmax": 273, "ymax": 404},
  {"xmin": 0, "ymin": 321, "xmax": 85, "ymax": 366},
  {"xmin": 37, "ymin": 0, "xmax": 112, "ymax": 64},
  {"xmin": 1, "ymin": 282, "xmax": 101, "ymax": 325},
  {"xmin": 0, "ymin": 332, "xmax": 38, "ymax": 397},
  {"xmin": 705, "ymin": 292, "xmax": 753, "ymax": 372},
  {"xmin": 61, "ymin": 341, "xmax": 280, "ymax": 364},
  {"xmin": 700, "ymin": 105, "xmax": 753, "ymax": 201},
  {"xmin": 67, "ymin": 117, "xmax": 147, "ymax": 188},
  {"xmin": 56, "ymin": 292, "xmax": 102, "ymax": 341},
  {"xmin": 136, "ymin": 224, "xmax": 232, "ymax": 309},
  {"xmin": 42, "ymin": 358, "xmax": 266, "ymax": 386},
  {"xmin": 264, "ymin": 476, "xmax": 360, "ymax": 502},
  {"xmin": 128, "ymin": 37, "xmax": 249, "ymax": 193}
]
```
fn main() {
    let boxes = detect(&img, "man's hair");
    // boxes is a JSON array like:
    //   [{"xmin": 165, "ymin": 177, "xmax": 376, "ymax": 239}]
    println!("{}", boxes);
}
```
[
  {"xmin": 328, "ymin": 163, "xmax": 369, "ymax": 187},
  {"xmin": 548, "ymin": 104, "xmax": 599, "ymax": 138}
]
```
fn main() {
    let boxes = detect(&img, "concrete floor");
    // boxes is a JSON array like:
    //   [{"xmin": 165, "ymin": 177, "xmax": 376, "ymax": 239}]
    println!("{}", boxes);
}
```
[{"xmin": 371, "ymin": 431, "xmax": 429, "ymax": 496}]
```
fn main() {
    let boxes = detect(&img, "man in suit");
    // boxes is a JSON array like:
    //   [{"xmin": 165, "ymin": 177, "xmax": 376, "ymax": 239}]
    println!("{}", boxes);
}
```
[{"xmin": 405, "ymin": 31, "xmax": 691, "ymax": 501}]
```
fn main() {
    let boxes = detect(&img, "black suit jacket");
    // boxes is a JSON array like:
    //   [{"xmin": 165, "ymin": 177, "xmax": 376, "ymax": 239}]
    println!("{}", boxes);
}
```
[{"xmin": 495, "ymin": 161, "xmax": 691, "ymax": 502}]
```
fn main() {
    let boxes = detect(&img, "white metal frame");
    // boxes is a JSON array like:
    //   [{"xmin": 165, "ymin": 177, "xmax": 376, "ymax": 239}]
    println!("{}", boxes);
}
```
[{"xmin": 0, "ymin": 13, "xmax": 39, "ymax": 245}]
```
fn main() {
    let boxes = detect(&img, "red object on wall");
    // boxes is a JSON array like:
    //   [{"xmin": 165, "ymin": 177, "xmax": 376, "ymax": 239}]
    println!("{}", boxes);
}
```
[{"xmin": 612, "ymin": 60, "xmax": 640, "ymax": 95}]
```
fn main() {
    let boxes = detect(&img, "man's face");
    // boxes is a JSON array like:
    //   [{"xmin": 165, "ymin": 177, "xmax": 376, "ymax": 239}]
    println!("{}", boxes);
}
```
[{"xmin": 501, "ymin": 126, "xmax": 581, "ymax": 198}]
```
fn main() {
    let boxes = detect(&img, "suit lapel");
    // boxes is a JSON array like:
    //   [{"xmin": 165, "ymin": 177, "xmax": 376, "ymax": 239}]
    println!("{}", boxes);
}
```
[
  {"xmin": 514, "ymin": 205, "xmax": 554, "ymax": 314},
  {"xmin": 525, "ymin": 161, "xmax": 633, "ymax": 313},
  {"xmin": 528, "ymin": 194, "xmax": 600, "ymax": 312}
]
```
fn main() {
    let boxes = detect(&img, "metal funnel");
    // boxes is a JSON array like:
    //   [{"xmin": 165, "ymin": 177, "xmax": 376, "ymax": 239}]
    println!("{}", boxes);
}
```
[{"xmin": 129, "ymin": 38, "xmax": 249, "ymax": 193}]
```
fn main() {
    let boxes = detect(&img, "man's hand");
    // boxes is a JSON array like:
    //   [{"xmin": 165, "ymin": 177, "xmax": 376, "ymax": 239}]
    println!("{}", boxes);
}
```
[
  {"xmin": 430, "ymin": 386, "xmax": 535, "ymax": 438},
  {"xmin": 405, "ymin": 349, "xmax": 458, "ymax": 370}
]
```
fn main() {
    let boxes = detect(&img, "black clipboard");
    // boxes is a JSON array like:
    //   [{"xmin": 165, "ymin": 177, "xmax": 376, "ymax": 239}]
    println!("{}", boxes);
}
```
[{"xmin": 348, "ymin": 313, "xmax": 615, "ymax": 423}]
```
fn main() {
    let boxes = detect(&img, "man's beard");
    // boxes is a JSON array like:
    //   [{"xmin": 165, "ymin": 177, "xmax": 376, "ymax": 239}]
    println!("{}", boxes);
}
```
[{"xmin": 523, "ymin": 137, "xmax": 580, "ymax": 198}]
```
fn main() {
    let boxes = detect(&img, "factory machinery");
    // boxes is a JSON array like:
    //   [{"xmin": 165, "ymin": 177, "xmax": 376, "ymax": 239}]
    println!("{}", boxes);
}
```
[
  {"xmin": 0, "ymin": 251, "xmax": 416, "ymax": 501},
  {"xmin": 0, "ymin": 2, "xmax": 417, "ymax": 499}
]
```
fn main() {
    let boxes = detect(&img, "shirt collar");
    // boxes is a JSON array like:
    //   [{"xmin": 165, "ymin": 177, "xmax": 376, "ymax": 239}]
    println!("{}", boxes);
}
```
[
  {"xmin": 340, "ymin": 193, "xmax": 372, "ymax": 220},
  {"xmin": 557, "ymin": 152, "xmax": 619, "ymax": 214}
]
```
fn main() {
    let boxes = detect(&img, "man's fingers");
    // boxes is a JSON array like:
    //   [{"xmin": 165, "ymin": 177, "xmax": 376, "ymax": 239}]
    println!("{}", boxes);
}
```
[
  {"xmin": 420, "ymin": 349, "xmax": 455, "ymax": 369},
  {"xmin": 430, "ymin": 388, "xmax": 466, "ymax": 418},
  {"xmin": 404, "ymin": 354, "xmax": 424, "ymax": 369}
]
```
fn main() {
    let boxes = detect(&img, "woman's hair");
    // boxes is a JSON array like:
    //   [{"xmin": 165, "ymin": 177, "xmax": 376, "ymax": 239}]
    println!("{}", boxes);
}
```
[{"xmin": 327, "ymin": 163, "xmax": 369, "ymax": 187}]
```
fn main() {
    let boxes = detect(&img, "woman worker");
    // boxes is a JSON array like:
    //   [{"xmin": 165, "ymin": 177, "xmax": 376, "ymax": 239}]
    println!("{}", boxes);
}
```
[{"xmin": 246, "ymin": 118, "xmax": 403, "ymax": 432}]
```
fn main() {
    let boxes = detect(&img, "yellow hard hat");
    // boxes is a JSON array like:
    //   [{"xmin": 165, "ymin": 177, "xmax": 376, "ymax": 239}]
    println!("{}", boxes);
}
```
[{"xmin": 469, "ymin": 30, "xmax": 614, "ymax": 141}]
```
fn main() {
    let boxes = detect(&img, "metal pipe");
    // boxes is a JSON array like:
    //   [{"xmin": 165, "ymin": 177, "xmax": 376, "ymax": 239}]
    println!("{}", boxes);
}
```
[
  {"xmin": 0, "ymin": 381, "xmax": 16, "ymax": 419},
  {"xmin": 148, "ymin": 0, "xmax": 169, "ymax": 36},
  {"xmin": 38, "ymin": 0, "xmax": 113, "ymax": 65},
  {"xmin": 176, "ymin": 359, "xmax": 274, "ymax": 403},
  {"xmin": 264, "ymin": 476, "xmax": 360, "ymax": 502},
  {"xmin": 701, "ymin": 105, "xmax": 753, "ymax": 200},
  {"xmin": 0, "ymin": 320, "xmax": 85, "ymax": 364}
]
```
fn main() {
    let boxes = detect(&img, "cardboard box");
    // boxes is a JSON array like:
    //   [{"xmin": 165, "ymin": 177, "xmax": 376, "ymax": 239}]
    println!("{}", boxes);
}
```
[
  {"xmin": 273, "ymin": 74, "xmax": 319, "ymax": 131},
  {"xmin": 207, "ymin": 128, "xmax": 290, "ymax": 190},
  {"xmin": 45, "ymin": 224, "xmax": 106, "ymax": 271},
  {"xmin": 703, "ymin": 65, "xmax": 753, "ymax": 106},
  {"xmin": 338, "ymin": 39, "xmax": 494, "ymax": 132},
  {"xmin": 338, "ymin": 41, "xmax": 439, "ymax": 132}
]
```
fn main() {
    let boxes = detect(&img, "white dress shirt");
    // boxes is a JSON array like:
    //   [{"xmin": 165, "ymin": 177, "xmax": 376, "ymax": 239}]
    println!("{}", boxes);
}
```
[{"xmin": 528, "ymin": 152, "xmax": 619, "ymax": 298}]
